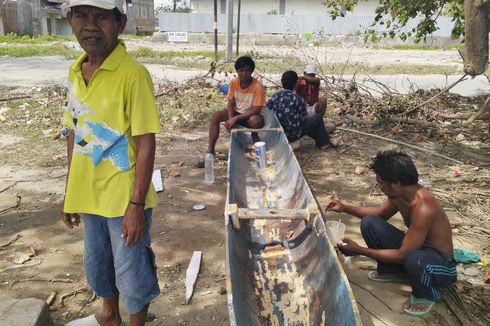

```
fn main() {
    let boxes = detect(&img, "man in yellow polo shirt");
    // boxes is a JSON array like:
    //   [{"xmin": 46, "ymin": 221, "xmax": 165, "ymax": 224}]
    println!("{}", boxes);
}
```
[{"xmin": 60, "ymin": 1, "xmax": 160, "ymax": 325}]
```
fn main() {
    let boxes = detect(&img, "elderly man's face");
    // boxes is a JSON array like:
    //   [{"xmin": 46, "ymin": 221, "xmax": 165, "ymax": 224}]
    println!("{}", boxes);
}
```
[{"xmin": 68, "ymin": 5, "xmax": 126, "ymax": 59}]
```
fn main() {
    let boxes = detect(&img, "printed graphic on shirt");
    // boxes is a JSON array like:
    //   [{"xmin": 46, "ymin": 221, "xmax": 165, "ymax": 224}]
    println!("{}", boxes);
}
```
[
  {"xmin": 234, "ymin": 92, "xmax": 253, "ymax": 112},
  {"xmin": 68, "ymin": 90, "xmax": 130, "ymax": 172}
]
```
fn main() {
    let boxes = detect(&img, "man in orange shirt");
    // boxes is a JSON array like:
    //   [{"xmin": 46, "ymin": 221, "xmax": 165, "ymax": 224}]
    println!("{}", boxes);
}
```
[{"xmin": 197, "ymin": 56, "xmax": 265, "ymax": 168}]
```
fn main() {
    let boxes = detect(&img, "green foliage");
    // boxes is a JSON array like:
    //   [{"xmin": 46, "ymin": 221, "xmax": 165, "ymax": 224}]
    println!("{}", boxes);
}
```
[
  {"xmin": 323, "ymin": 0, "xmax": 465, "ymax": 42},
  {"xmin": 0, "ymin": 44, "xmax": 80, "ymax": 57},
  {"xmin": 267, "ymin": 9, "xmax": 278, "ymax": 15},
  {"xmin": 155, "ymin": 0, "xmax": 192, "ymax": 15},
  {"xmin": 0, "ymin": 33, "xmax": 75, "ymax": 44}
]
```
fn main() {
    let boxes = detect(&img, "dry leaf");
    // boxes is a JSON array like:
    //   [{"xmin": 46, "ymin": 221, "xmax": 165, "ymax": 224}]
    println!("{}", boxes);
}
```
[
  {"xmin": 391, "ymin": 125, "xmax": 401, "ymax": 133},
  {"xmin": 169, "ymin": 170, "xmax": 181, "ymax": 177},
  {"xmin": 484, "ymin": 273, "xmax": 490, "ymax": 284},
  {"xmin": 0, "ymin": 115, "xmax": 6, "ymax": 122},
  {"xmin": 25, "ymin": 246, "xmax": 36, "ymax": 257},
  {"xmin": 354, "ymin": 166, "xmax": 369, "ymax": 175},
  {"xmin": 12, "ymin": 252, "xmax": 31, "ymax": 265},
  {"xmin": 409, "ymin": 133, "xmax": 424, "ymax": 142}
]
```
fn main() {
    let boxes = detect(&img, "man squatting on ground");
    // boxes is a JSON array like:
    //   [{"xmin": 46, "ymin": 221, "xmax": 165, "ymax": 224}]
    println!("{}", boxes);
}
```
[
  {"xmin": 267, "ymin": 70, "xmax": 332, "ymax": 149},
  {"xmin": 60, "ymin": 1, "xmax": 160, "ymax": 325},
  {"xmin": 326, "ymin": 150, "xmax": 456, "ymax": 317},
  {"xmin": 197, "ymin": 56, "xmax": 265, "ymax": 168},
  {"xmin": 295, "ymin": 64, "xmax": 327, "ymax": 117}
]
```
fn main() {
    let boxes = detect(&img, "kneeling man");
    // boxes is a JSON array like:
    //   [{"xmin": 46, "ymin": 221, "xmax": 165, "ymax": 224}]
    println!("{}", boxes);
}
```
[{"xmin": 326, "ymin": 150, "xmax": 456, "ymax": 317}]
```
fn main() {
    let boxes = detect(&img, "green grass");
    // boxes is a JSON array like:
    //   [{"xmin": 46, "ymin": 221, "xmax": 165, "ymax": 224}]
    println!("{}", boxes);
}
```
[
  {"xmin": 0, "ymin": 44, "xmax": 81, "ymax": 57},
  {"xmin": 0, "ymin": 33, "xmax": 75, "ymax": 44},
  {"xmin": 384, "ymin": 43, "xmax": 464, "ymax": 51},
  {"xmin": 129, "ymin": 46, "xmax": 224, "ymax": 60}
]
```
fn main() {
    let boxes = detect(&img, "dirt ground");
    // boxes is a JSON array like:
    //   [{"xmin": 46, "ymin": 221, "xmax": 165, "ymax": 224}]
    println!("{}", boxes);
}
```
[
  {"xmin": 0, "ymin": 119, "xmax": 488, "ymax": 325},
  {"xmin": 0, "ymin": 43, "xmax": 489, "ymax": 325}
]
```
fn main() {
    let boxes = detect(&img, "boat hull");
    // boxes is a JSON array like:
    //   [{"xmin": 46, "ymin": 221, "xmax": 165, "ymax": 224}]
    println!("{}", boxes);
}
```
[{"xmin": 225, "ymin": 109, "xmax": 362, "ymax": 326}]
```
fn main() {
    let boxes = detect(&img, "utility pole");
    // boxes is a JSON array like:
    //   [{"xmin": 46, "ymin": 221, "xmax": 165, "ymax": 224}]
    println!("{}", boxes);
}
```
[
  {"xmin": 225, "ymin": 0, "xmax": 234, "ymax": 61},
  {"xmin": 236, "ymin": 0, "xmax": 241, "ymax": 56},
  {"xmin": 214, "ymin": 0, "xmax": 218, "ymax": 62}
]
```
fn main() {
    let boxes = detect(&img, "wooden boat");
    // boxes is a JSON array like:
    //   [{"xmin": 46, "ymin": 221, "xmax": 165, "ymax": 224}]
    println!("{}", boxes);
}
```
[{"xmin": 225, "ymin": 109, "xmax": 362, "ymax": 326}]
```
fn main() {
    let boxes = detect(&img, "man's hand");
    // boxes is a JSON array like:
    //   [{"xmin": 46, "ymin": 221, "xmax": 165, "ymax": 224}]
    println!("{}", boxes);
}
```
[
  {"xmin": 225, "ymin": 117, "xmax": 237, "ymax": 131},
  {"xmin": 59, "ymin": 201, "xmax": 81, "ymax": 229},
  {"xmin": 337, "ymin": 239, "xmax": 362, "ymax": 256},
  {"xmin": 325, "ymin": 198, "xmax": 345, "ymax": 213},
  {"xmin": 121, "ymin": 204, "xmax": 146, "ymax": 248}
]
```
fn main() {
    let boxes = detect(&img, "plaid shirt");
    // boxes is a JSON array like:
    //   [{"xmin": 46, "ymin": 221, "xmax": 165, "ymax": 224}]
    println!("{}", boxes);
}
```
[{"xmin": 267, "ymin": 90, "xmax": 306, "ymax": 142}]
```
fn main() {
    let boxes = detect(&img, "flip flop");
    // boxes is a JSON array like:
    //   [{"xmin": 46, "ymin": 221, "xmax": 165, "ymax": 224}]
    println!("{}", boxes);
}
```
[
  {"xmin": 403, "ymin": 294, "xmax": 436, "ymax": 317},
  {"xmin": 367, "ymin": 271, "xmax": 410, "ymax": 284}
]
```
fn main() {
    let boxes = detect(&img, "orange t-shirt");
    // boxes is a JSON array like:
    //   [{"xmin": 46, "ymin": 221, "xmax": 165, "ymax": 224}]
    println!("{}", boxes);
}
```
[{"xmin": 227, "ymin": 77, "xmax": 266, "ymax": 113}]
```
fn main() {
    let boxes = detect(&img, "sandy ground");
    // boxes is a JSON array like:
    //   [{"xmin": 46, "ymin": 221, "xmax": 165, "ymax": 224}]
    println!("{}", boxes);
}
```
[
  {"xmin": 1, "ymin": 127, "xmax": 487, "ymax": 325},
  {"xmin": 0, "ymin": 43, "xmax": 488, "ymax": 325}
]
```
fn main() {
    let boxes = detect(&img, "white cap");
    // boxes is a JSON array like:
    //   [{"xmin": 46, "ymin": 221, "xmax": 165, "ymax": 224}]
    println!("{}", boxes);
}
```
[
  {"xmin": 69, "ymin": 0, "xmax": 124, "ymax": 13},
  {"xmin": 304, "ymin": 64, "xmax": 316, "ymax": 75}
]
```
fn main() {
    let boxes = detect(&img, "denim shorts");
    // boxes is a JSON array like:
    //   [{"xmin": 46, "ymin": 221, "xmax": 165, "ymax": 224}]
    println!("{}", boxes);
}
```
[{"xmin": 83, "ymin": 209, "xmax": 160, "ymax": 314}]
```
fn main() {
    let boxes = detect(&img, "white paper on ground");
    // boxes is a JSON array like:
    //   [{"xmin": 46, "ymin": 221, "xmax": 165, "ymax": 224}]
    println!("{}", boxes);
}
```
[
  {"xmin": 185, "ymin": 251, "xmax": 202, "ymax": 304},
  {"xmin": 152, "ymin": 169, "xmax": 164, "ymax": 192}
]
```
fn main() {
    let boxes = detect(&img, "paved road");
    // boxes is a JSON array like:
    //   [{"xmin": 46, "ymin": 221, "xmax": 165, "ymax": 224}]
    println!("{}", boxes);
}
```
[{"xmin": 1, "ymin": 56, "xmax": 488, "ymax": 96}]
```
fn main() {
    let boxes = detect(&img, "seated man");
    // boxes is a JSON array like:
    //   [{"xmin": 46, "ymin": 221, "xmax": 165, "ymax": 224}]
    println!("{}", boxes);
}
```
[
  {"xmin": 326, "ymin": 150, "xmax": 456, "ymax": 317},
  {"xmin": 295, "ymin": 64, "xmax": 327, "ymax": 117},
  {"xmin": 267, "ymin": 70, "xmax": 333, "ymax": 149},
  {"xmin": 197, "ymin": 56, "xmax": 265, "ymax": 168}
]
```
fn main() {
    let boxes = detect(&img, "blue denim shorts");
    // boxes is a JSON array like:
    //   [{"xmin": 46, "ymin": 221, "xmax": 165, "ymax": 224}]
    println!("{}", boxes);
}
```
[{"xmin": 83, "ymin": 209, "xmax": 160, "ymax": 314}]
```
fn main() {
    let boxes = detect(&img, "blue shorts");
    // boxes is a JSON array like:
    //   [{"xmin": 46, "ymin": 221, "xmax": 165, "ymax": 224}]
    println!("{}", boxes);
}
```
[{"xmin": 83, "ymin": 209, "xmax": 160, "ymax": 314}]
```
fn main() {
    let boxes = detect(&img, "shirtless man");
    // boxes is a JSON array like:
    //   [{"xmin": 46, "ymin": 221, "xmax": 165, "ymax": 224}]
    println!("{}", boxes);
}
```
[{"xmin": 326, "ymin": 150, "xmax": 456, "ymax": 317}]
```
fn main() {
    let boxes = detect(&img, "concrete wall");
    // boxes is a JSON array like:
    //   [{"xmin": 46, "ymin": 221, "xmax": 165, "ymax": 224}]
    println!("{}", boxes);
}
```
[{"xmin": 190, "ymin": 0, "xmax": 379, "ymax": 15}]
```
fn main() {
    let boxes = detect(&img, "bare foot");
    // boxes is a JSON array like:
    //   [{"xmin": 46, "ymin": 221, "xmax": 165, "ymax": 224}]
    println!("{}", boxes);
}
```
[{"xmin": 96, "ymin": 312, "xmax": 122, "ymax": 326}]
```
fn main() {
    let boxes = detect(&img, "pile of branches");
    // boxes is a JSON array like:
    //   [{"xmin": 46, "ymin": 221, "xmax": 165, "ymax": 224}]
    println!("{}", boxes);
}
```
[{"xmin": 321, "ymin": 75, "xmax": 489, "ymax": 142}]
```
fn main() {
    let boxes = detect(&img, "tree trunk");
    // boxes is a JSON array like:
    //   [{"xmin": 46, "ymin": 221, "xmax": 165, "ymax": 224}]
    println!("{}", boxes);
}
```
[{"xmin": 462, "ymin": 0, "xmax": 490, "ymax": 76}]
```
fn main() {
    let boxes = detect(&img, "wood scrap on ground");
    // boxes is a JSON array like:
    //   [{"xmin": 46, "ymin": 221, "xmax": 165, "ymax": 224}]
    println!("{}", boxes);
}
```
[
  {"xmin": 0, "ymin": 234, "xmax": 22, "ymax": 250},
  {"xmin": 0, "ymin": 195, "xmax": 22, "ymax": 214}
]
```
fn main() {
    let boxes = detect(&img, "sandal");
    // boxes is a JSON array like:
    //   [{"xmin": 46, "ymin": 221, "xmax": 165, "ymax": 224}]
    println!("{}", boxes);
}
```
[
  {"xmin": 403, "ymin": 294, "xmax": 436, "ymax": 317},
  {"xmin": 367, "ymin": 271, "xmax": 410, "ymax": 284}
]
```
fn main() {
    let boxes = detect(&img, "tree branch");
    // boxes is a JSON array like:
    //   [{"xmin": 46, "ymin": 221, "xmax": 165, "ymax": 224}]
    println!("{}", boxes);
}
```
[
  {"xmin": 394, "ymin": 74, "xmax": 468, "ymax": 118},
  {"xmin": 337, "ymin": 127, "xmax": 464, "ymax": 165},
  {"xmin": 462, "ymin": 96, "xmax": 490, "ymax": 126}
]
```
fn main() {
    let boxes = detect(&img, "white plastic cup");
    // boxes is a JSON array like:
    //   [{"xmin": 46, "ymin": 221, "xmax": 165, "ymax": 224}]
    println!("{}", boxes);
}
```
[
  {"xmin": 254, "ymin": 141, "xmax": 267, "ymax": 169},
  {"xmin": 326, "ymin": 221, "xmax": 345, "ymax": 245}
]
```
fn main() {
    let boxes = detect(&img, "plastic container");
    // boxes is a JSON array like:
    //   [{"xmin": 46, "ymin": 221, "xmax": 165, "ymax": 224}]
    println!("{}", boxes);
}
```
[
  {"xmin": 219, "ymin": 84, "xmax": 229, "ymax": 95},
  {"xmin": 204, "ymin": 153, "xmax": 214, "ymax": 184},
  {"xmin": 326, "ymin": 220, "xmax": 345, "ymax": 245}
]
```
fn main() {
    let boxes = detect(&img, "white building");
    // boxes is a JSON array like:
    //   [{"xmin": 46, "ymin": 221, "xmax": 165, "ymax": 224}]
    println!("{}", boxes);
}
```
[{"xmin": 190, "ymin": 0, "xmax": 378, "ymax": 16}]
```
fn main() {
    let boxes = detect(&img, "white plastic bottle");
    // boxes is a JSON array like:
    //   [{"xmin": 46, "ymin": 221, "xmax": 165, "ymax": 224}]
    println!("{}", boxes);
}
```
[{"xmin": 204, "ymin": 153, "xmax": 214, "ymax": 184}]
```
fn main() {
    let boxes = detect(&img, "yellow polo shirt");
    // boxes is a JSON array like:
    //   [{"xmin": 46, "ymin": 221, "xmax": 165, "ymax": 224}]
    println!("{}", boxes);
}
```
[{"xmin": 63, "ymin": 42, "xmax": 160, "ymax": 217}]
